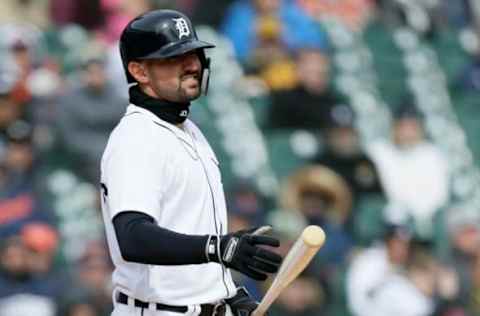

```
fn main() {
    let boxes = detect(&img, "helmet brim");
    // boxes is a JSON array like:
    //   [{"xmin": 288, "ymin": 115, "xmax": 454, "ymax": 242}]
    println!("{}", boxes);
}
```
[{"xmin": 141, "ymin": 40, "xmax": 215, "ymax": 60}]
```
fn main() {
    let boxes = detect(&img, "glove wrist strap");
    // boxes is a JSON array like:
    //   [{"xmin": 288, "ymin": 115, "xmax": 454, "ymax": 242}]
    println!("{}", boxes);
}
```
[{"xmin": 206, "ymin": 235, "xmax": 222, "ymax": 263}]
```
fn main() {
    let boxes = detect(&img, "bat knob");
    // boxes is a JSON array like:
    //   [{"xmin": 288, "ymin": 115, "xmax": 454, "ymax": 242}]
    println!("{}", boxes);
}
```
[{"xmin": 302, "ymin": 225, "xmax": 325, "ymax": 247}]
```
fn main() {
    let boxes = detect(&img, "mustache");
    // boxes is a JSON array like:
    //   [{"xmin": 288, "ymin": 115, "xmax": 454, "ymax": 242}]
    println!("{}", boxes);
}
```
[{"xmin": 181, "ymin": 70, "xmax": 201, "ymax": 80}]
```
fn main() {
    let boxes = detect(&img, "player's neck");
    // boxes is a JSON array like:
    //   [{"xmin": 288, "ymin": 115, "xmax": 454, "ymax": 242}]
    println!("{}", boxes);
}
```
[
  {"xmin": 129, "ymin": 85, "xmax": 190, "ymax": 126},
  {"xmin": 176, "ymin": 123, "xmax": 185, "ymax": 130}
]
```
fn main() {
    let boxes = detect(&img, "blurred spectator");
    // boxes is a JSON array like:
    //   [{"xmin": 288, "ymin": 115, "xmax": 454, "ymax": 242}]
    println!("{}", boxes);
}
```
[
  {"xmin": 250, "ymin": 15, "xmax": 298, "ymax": 91},
  {"xmin": 403, "ymin": 245, "xmax": 460, "ymax": 316},
  {"xmin": 367, "ymin": 105, "xmax": 449, "ymax": 237},
  {"xmin": 313, "ymin": 104, "xmax": 384, "ymax": 200},
  {"xmin": 346, "ymin": 224, "xmax": 414, "ymax": 316},
  {"xmin": 72, "ymin": 241, "xmax": 113, "ymax": 316},
  {"xmin": 468, "ymin": 254, "xmax": 480, "ymax": 315},
  {"xmin": 281, "ymin": 165, "xmax": 352, "ymax": 266},
  {"xmin": 57, "ymin": 289, "xmax": 102, "ymax": 316},
  {"xmin": 56, "ymin": 55, "xmax": 126, "ymax": 183},
  {"xmin": 269, "ymin": 274, "xmax": 325, "ymax": 316},
  {"xmin": 21, "ymin": 222, "xmax": 70, "ymax": 300},
  {"xmin": 50, "ymin": 0, "xmax": 104, "ymax": 30},
  {"xmin": 267, "ymin": 49, "xmax": 340, "ymax": 130},
  {"xmin": 0, "ymin": 236, "xmax": 31, "ymax": 297},
  {"xmin": 448, "ymin": 213, "xmax": 480, "ymax": 309},
  {"xmin": 441, "ymin": 0, "xmax": 473, "ymax": 28},
  {"xmin": 0, "ymin": 293, "xmax": 56, "ymax": 316},
  {"xmin": 0, "ymin": 1, "xmax": 50, "ymax": 29},
  {"xmin": 368, "ymin": 247, "xmax": 435, "ymax": 316},
  {"xmin": 458, "ymin": 53, "xmax": 480, "ymax": 92},
  {"xmin": 0, "ymin": 54, "xmax": 24, "ymax": 134},
  {"xmin": 4, "ymin": 121, "xmax": 36, "ymax": 190},
  {"xmin": 227, "ymin": 181, "xmax": 266, "ymax": 231},
  {"xmin": 21, "ymin": 222, "xmax": 58, "ymax": 274},
  {"xmin": 0, "ymin": 226, "xmax": 63, "ymax": 316},
  {"xmin": 98, "ymin": 0, "xmax": 153, "ymax": 45},
  {"xmin": 0, "ymin": 91, "xmax": 23, "ymax": 137},
  {"xmin": 221, "ymin": 0, "xmax": 328, "ymax": 65},
  {"xmin": 0, "ymin": 120, "xmax": 55, "ymax": 233},
  {"xmin": 298, "ymin": 0, "xmax": 375, "ymax": 31}
]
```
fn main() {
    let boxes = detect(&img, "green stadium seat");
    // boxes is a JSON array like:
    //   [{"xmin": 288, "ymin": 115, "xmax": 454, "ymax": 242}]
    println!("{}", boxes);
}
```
[{"xmin": 264, "ymin": 130, "xmax": 309, "ymax": 181}]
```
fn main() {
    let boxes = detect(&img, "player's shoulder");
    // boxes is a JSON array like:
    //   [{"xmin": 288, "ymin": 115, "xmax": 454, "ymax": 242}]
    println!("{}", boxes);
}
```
[
  {"xmin": 115, "ymin": 108, "xmax": 177, "ymax": 142},
  {"xmin": 102, "ymin": 109, "xmax": 174, "ymax": 161},
  {"xmin": 185, "ymin": 119, "xmax": 208, "ymax": 144}
]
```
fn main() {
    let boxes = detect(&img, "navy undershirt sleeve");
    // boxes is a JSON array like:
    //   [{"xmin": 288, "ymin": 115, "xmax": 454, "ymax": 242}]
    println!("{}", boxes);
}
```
[{"xmin": 112, "ymin": 211, "xmax": 210, "ymax": 265}]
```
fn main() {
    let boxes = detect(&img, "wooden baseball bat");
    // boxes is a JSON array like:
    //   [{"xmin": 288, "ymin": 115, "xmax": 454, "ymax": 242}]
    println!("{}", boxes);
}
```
[{"xmin": 252, "ymin": 225, "xmax": 326, "ymax": 316}]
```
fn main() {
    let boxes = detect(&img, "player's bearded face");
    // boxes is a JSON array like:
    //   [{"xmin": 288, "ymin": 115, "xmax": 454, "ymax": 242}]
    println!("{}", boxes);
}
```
[{"xmin": 145, "ymin": 52, "xmax": 202, "ymax": 103}]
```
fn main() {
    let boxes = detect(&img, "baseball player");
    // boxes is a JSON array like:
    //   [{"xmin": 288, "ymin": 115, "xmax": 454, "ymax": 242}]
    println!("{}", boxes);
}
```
[{"xmin": 100, "ymin": 10, "xmax": 282, "ymax": 316}]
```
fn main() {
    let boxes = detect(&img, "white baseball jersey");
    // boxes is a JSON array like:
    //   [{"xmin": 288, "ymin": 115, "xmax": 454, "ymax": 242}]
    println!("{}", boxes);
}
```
[{"xmin": 100, "ymin": 104, "xmax": 237, "ymax": 306}]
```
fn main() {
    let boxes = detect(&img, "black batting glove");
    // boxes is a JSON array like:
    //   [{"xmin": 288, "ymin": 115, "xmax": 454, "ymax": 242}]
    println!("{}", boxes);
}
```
[
  {"xmin": 206, "ymin": 226, "xmax": 282, "ymax": 281},
  {"xmin": 226, "ymin": 287, "xmax": 259, "ymax": 316}
]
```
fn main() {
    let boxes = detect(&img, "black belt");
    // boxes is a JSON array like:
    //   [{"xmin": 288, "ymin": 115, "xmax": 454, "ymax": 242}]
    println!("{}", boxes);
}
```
[{"xmin": 116, "ymin": 292, "xmax": 226, "ymax": 316}]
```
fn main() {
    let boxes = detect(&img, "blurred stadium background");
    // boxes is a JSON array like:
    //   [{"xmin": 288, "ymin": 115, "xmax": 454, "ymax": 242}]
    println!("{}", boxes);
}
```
[{"xmin": 1, "ymin": 0, "xmax": 480, "ymax": 315}]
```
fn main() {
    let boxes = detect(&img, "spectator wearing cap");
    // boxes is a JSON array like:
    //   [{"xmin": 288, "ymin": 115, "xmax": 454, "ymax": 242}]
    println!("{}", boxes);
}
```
[
  {"xmin": 0, "ymin": 224, "xmax": 64, "ymax": 316},
  {"xmin": 21, "ymin": 222, "xmax": 58, "ymax": 273},
  {"xmin": 346, "ymin": 224, "xmax": 416, "ymax": 316},
  {"xmin": 20, "ymin": 222, "xmax": 70, "ymax": 302},
  {"xmin": 281, "ymin": 165, "xmax": 353, "ymax": 267},
  {"xmin": 56, "ymin": 54, "xmax": 126, "ymax": 183},
  {"xmin": 3, "ymin": 121, "xmax": 36, "ymax": 191},
  {"xmin": 267, "ymin": 48, "xmax": 341, "ymax": 130},
  {"xmin": 0, "ymin": 120, "xmax": 54, "ymax": 233},
  {"xmin": 313, "ymin": 104, "xmax": 384, "ymax": 201},
  {"xmin": 366, "ymin": 104, "xmax": 449, "ymax": 238}
]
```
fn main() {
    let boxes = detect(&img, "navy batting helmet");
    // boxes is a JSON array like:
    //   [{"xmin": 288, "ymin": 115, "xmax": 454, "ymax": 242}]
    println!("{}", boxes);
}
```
[{"xmin": 119, "ymin": 10, "xmax": 215, "ymax": 92}]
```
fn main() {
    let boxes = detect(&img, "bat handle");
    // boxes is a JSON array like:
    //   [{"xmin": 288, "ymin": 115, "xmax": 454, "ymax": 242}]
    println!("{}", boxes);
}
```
[
  {"xmin": 252, "ymin": 305, "xmax": 267, "ymax": 316},
  {"xmin": 252, "ymin": 288, "xmax": 277, "ymax": 316}
]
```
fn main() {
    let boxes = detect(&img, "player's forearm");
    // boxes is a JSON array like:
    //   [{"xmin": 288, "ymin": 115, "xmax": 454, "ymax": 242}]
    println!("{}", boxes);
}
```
[{"xmin": 113, "ymin": 211, "xmax": 209, "ymax": 265}]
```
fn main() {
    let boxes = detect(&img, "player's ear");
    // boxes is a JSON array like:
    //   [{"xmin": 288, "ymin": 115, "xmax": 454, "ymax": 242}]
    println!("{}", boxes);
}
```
[{"xmin": 128, "ymin": 61, "xmax": 149, "ymax": 84}]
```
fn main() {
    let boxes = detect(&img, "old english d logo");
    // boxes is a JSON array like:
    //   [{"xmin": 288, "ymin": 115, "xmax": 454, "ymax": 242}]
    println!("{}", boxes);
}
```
[{"xmin": 173, "ymin": 18, "xmax": 191, "ymax": 39}]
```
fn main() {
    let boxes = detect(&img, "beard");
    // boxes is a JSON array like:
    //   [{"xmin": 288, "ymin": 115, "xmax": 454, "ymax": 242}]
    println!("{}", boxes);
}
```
[
  {"xmin": 147, "ymin": 66, "xmax": 202, "ymax": 103},
  {"xmin": 177, "ymin": 72, "xmax": 201, "ymax": 102}
]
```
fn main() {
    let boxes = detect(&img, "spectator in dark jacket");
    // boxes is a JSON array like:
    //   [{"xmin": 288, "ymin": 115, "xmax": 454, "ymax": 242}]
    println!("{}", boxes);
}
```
[{"xmin": 56, "ymin": 56, "xmax": 126, "ymax": 183}]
